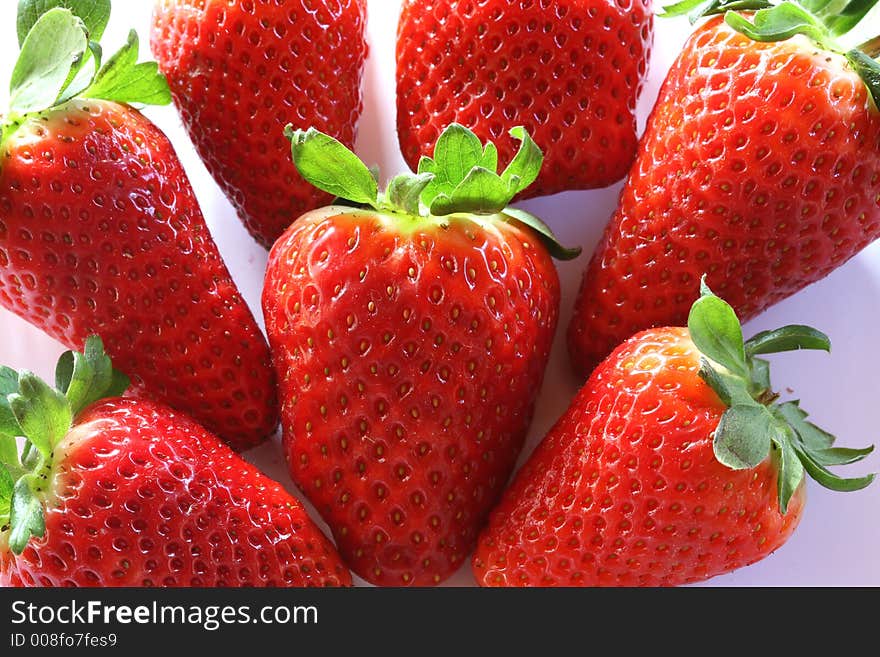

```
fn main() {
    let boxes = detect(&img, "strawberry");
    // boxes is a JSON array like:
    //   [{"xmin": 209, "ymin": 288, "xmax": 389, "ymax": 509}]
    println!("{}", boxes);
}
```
[
  {"xmin": 396, "ymin": 0, "xmax": 654, "ymax": 199},
  {"xmin": 263, "ymin": 124, "xmax": 579, "ymax": 585},
  {"xmin": 568, "ymin": 0, "xmax": 880, "ymax": 376},
  {"xmin": 475, "ymin": 284, "xmax": 874, "ymax": 586},
  {"xmin": 0, "ymin": 2, "xmax": 277, "ymax": 450},
  {"xmin": 0, "ymin": 337, "xmax": 350, "ymax": 587},
  {"xmin": 151, "ymin": 0, "xmax": 368, "ymax": 248}
]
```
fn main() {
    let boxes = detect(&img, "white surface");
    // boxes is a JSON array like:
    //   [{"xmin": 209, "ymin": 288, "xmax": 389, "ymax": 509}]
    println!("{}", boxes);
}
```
[{"xmin": 1, "ymin": 0, "xmax": 879, "ymax": 586}]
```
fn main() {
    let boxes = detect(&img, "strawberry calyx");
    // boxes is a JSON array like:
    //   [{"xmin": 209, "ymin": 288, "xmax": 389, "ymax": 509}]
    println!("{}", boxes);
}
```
[
  {"xmin": 0, "ymin": 0, "xmax": 170, "ymax": 152},
  {"xmin": 662, "ymin": 0, "xmax": 880, "ymax": 106},
  {"xmin": 283, "ymin": 124, "xmax": 581, "ymax": 260},
  {"xmin": 687, "ymin": 278, "xmax": 875, "ymax": 512},
  {"xmin": 0, "ymin": 336, "xmax": 129, "ymax": 554}
]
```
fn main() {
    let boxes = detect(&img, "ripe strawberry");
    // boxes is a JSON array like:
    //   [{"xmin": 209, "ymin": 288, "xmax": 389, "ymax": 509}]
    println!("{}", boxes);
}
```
[
  {"xmin": 0, "ymin": 337, "xmax": 350, "ymax": 587},
  {"xmin": 568, "ymin": 1, "xmax": 880, "ymax": 375},
  {"xmin": 0, "ymin": 2, "xmax": 277, "ymax": 449},
  {"xmin": 396, "ymin": 0, "xmax": 654, "ymax": 199},
  {"xmin": 475, "ymin": 284, "xmax": 874, "ymax": 586},
  {"xmin": 263, "ymin": 124, "xmax": 578, "ymax": 585},
  {"xmin": 151, "ymin": 0, "xmax": 368, "ymax": 248}
]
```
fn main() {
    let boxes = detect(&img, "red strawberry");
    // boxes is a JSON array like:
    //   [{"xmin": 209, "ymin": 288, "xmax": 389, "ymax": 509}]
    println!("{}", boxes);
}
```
[
  {"xmin": 396, "ymin": 0, "xmax": 654, "ymax": 199},
  {"xmin": 263, "ymin": 124, "xmax": 578, "ymax": 585},
  {"xmin": 0, "ymin": 3, "xmax": 277, "ymax": 450},
  {"xmin": 475, "ymin": 285, "xmax": 874, "ymax": 586},
  {"xmin": 568, "ymin": 1, "xmax": 880, "ymax": 376},
  {"xmin": 151, "ymin": 0, "xmax": 368, "ymax": 248},
  {"xmin": 0, "ymin": 337, "xmax": 350, "ymax": 587}
]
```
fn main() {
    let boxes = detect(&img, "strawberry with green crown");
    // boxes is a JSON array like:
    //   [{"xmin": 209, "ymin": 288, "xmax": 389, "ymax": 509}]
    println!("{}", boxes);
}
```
[
  {"xmin": 0, "ymin": 337, "xmax": 350, "ymax": 587},
  {"xmin": 476, "ymin": 282, "xmax": 874, "ymax": 586},
  {"xmin": 568, "ymin": 0, "xmax": 880, "ymax": 376},
  {"xmin": 0, "ymin": 1, "xmax": 278, "ymax": 449},
  {"xmin": 263, "ymin": 124, "xmax": 579, "ymax": 586}
]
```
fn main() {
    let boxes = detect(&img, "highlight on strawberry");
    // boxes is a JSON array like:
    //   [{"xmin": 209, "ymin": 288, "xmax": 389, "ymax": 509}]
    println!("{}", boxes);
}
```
[
  {"xmin": 476, "ymin": 281, "xmax": 875, "ymax": 586},
  {"xmin": 263, "ymin": 124, "xmax": 578, "ymax": 586},
  {"xmin": 0, "ymin": 0, "xmax": 279, "ymax": 449},
  {"xmin": 568, "ymin": 0, "xmax": 880, "ymax": 377},
  {"xmin": 0, "ymin": 337, "xmax": 351, "ymax": 587}
]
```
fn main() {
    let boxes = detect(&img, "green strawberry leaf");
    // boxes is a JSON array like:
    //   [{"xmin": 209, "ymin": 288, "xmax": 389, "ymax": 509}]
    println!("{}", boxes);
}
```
[
  {"xmin": 771, "ymin": 400, "xmax": 875, "ymax": 498},
  {"xmin": 0, "ymin": 463, "xmax": 14, "ymax": 494},
  {"xmin": 698, "ymin": 357, "xmax": 755, "ymax": 406},
  {"xmin": 751, "ymin": 357, "xmax": 771, "ymax": 391},
  {"xmin": 845, "ymin": 49, "xmax": 880, "ymax": 109},
  {"xmin": 687, "ymin": 289, "xmax": 750, "ymax": 379},
  {"xmin": 8, "ymin": 7, "xmax": 88, "ymax": 115},
  {"xmin": 480, "ymin": 142, "xmax": 499, "ymax": 173},
  {"xmin": 0, "ymin": 434, "xmax": 19, "ymax": 469},
  {"xmin": 724, "ymin": 3, "xmax": 833, "ymax": 48},
  {"xmin": 0, "ymin": 367, "xmax": 19, "ymax": 395},
  {"xmin": 810, "ymin": 445, "xmax": 874, "ymax": 466},
  {"xmin": 9, "ymin": 477, "xmax": 45, "ymax": 554},
  {"xmin": 8, "ymin": 372, "xmax": 72, "ymax": 460},
  {"xmin": 17, "ymin": 0, "xmax": 110, "ymax": 104},
  {"xmin": 385, "ymin": 172, "xmax": 434, "ymax": 215},
  {"xmin": 56, "ymin": 336, "xmax": 128, "ymax": 413},
  {"xmin": 54, "ymin": 351, "xmax": 75, "ymax": 394},
  {"xmin": 774, "ymin": 434, "xmax": 805, "ymax": 513},
  {"xmin": 66, "ymin": 335, "xmax": 117, "ymax": 414},
  {"xmin": 685, "ymin": 282, "xmax": 875, "ymax": 500},
  {"xmin": 502, "ymin": 207, "xmax": 582, "ymax": 261},
  {"xmin": 57, "ymin": 40, "xmax": 102, "ymax": 104},
  {"xmin": 285, "ymin": 126, "xmax": 378, "ymax": 207},
  {"xmin": 794, "ymin": 444, "xmax": 876, "ymax": 492},
  {"xmin": 0, "ymin": 368, "xmax": 22, "ymax": 442},
  {"xmin": 661, "ymin": 0, "xmax": 772, "ymax": 23},
  {"xmin": 0, "ymin": 464, "xmax": 14, "ymax": 520},
  {"xmin": 429, "ymin": 166, "xmax": 510, "ymax": 215},
  {"xmin": 17, "ymin": 0, "xmax": 110, "ymax": 47},
  {"xmin": 0, "ymin": 338, "xmax": 133, "ymax": 553},
  {"xmin": 774, "ymin": 401, "xmax": 835, "ymax": 450},
  {"xmin": 81, "ymin": 30, "xmax": 171, "ymax": 105},
  {"xmin": 500, "ymin": 127, "xmax": 543, "ymax": 197},
  {"xmin": 418, "ymin": 124, "xmax": 497, "ymax": 204},
  {"xmin": 802, "ymin": 0, "xmax": 880, "ymax": 37},
  {"xmin": 664, "ymin": 0, "xmax": 880, "ymax": 101},
  {"xmin": 106, "ymin": 368, "xmax": 130, "ymax": 399},
  {"xmin": 419, "ymin": 124, "xmax": 543, "ymax": 214},
  {"xmin": 744, "ymin": 325, "xmax": 831, "ymax": 356},
  {"xmin": 713, "ymin": 403, "xmax": 776, "ymax": 469},
  {"xmin": 20, "ymin": 441, "xmax": 36, "ymax": 471}
]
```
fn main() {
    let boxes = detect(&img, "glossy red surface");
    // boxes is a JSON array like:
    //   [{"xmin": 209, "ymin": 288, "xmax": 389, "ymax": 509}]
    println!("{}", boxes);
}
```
[
  {"xmin": 396, "ymin": 0, "xmax": 654, "ymax": 198},
  {"xmin": 263, "ymin": 208, "xmax": 560, "ymax": 585},
  {"xmin": 0, "ymin": 100, "xmax": 278, "ymax": 449},
  {"xmin": 569, "ymin": 18, "xmax": 880, "ymax": 376},
  {"xmin": 474, "ymin": 327, "xmax": 804, "ymax": 586},
  {"xmin": 0, "ymin": 398, "xmax": 350, "ymax": 587},
  {"xmin": 151, "ymin": 0, "xmax": 369, "ymax": 248}
]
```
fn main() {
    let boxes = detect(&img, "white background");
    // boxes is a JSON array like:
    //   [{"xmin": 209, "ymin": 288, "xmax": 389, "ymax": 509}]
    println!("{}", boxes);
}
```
[{"xmin": 1, "ymin": 0, "xmax": 878, "ymax": 586}]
